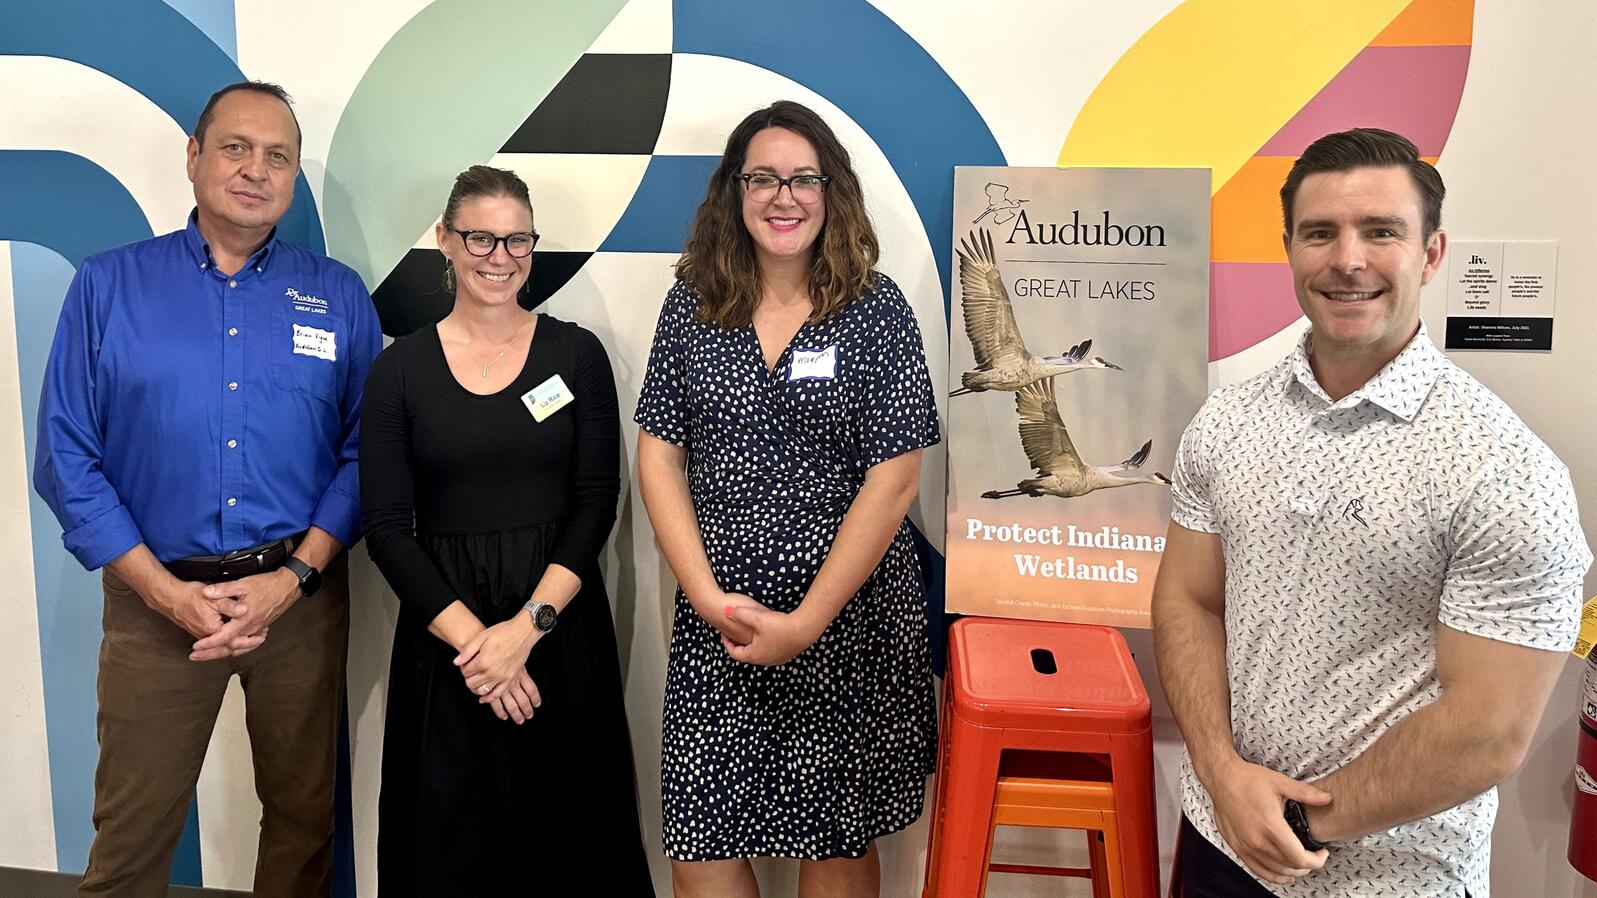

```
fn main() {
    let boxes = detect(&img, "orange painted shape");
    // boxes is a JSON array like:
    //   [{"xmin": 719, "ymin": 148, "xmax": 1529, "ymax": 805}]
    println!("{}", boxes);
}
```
[
  {"xmin": 1214, "ymin": 156, "xmax": 1444, "ymax": 263},
  {"xmin": 1212, "ymin": 156, "xmax": 1295, "ymax": 263},
  {"xmin": 1372, "ymin": 0, "xmax": 1474, "ymax": 46}
]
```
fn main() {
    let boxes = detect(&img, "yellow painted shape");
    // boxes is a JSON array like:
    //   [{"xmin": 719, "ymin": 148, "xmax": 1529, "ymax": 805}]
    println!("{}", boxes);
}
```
[
  {"xmin": 1573, "ymin": 596, "xmax": 1597, "ymax": 659},
  {"xmin": 1059, "ymin": 0, "xmax": 1412, "ymax": 193},
  {"xmin": 1372, "ymin": 0, "xmax": 1473, "ymax": 46},
  {"xmin": 1211, "ymin": 155, "xmax": 1293, "ymax": 263}
]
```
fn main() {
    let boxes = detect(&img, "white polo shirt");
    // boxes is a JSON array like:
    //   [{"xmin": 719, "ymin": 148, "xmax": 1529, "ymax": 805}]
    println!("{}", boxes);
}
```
[{"xmin": 1171, "ymin": 324, "xmax": 1591, "ymax": 898}]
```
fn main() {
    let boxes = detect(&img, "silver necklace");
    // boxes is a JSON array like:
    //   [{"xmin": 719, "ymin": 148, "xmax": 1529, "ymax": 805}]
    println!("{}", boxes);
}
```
[{"xmin": 454, "ymin": 317, "xmax": 530, "ymax": 378}]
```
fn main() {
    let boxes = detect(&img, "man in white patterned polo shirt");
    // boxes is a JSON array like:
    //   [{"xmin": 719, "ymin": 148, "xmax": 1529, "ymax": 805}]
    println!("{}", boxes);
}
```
[{"xmin": 1152, "ymin": 128, "xmax": 1592, "ymax": 897}]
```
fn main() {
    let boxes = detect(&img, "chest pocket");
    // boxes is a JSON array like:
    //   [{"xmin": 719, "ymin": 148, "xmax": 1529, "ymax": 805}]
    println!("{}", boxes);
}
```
[{"xmin": 271, "ymin": 300, "xmax": 342, "ymax": 404}]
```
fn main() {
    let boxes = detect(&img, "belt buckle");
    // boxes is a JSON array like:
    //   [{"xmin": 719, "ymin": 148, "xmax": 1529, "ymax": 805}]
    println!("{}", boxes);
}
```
[{"xmin": 220, "ymin": 545, "xmax": 271, "ymax": 579}]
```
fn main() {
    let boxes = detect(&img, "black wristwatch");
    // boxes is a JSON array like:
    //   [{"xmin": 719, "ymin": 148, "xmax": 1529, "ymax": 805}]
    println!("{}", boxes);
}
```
[
  {"xmin": 1283, "ymin": 799, "xmax": 1327, "ymax": 851},
  {"xmin": 282, "ymin": 557, "xmax": 323, "ymax": 598}
]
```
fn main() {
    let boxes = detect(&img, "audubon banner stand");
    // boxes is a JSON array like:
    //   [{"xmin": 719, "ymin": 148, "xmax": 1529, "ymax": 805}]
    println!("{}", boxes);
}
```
[{"xmin": 945, "ymin": 166, "xmax": 1209, "ymax": 628}]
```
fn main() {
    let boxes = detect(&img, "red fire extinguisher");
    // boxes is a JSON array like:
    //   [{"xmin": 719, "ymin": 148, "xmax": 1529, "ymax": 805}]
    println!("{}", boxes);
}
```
[{"xmin": 1570, "ymin": 651, "xmax": 1597, "ymax": 879}]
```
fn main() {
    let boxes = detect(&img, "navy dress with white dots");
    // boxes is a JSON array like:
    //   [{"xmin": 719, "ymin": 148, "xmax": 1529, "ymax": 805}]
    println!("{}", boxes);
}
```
[{"xmin": 636, "ymin": 274, "xmax": 941, "ymax": 861}]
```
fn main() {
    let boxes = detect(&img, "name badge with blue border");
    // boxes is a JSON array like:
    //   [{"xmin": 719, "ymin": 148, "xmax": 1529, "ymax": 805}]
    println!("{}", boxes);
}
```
[{"xmin": 789, "ymin": 344, "xmax": 838, "ymax": 381}]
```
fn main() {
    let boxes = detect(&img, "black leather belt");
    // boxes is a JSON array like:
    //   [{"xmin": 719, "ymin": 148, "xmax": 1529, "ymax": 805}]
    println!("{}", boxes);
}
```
[{"xmin": 165, "ymin": 530, "xmax": 307, "ymax": 584}]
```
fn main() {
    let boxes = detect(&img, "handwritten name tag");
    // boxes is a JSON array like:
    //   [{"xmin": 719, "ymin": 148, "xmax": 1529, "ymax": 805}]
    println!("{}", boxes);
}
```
[
  {"xmin": 789, "ymin": 345, "xmax": 837, "ymax": 381},
  {"xmin": 292, "ymin": 324, "xmax": 337, "ymax": 361},
  {"xmin": 521, "ymin": 374, "xmax": 574, "ymax": 422}
]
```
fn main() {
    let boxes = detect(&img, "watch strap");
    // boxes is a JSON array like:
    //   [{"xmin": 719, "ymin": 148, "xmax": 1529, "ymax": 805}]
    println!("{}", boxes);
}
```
[
  {"xmin": 522, "ymin": 599, "xmax": 557, "ymax": 632},
  {"xmin": 282, "ymin": 557, "xmax": 319, "ymax": 596},
  {"xmin": 1283, "ymin": 799, "xmax": 1327, "ymax": 851}
]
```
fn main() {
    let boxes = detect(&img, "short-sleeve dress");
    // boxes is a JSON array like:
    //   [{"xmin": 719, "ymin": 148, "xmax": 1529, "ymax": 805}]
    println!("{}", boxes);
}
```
[
  {"xmin": 361, "ymin": 315, "xmax": 654, "ymax": 895},
  {"xmin": 635, "ymin": 274, "xmax": 941, "ymax": 861}
]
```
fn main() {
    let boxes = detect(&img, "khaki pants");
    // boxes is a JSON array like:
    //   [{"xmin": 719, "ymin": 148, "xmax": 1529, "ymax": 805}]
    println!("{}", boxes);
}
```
[{"xmin": 80, "ymin": 558, "xmax": 349, "ymax": 898}]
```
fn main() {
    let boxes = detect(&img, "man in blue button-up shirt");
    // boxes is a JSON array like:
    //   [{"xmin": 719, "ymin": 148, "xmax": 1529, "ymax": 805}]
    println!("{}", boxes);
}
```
[{"xmin": 33, "ymin": 81, "xmax": 381, "ymax": 898}]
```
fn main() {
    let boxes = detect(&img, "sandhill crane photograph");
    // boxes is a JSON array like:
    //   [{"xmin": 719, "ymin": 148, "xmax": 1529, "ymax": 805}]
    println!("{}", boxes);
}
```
[
  {"xmin": 951, "ymin": 227, "xmax": 1123, "ymax": 396},
  {"xmin": 982, "ymin": 377, "xmax": 1170, "ymax": 501},
  {"xmin": 943, "ymin": 165, "xmax": 1209, "ymax": 626}
]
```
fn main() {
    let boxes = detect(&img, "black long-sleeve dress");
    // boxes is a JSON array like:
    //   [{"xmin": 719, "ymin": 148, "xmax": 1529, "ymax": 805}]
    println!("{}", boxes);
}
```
[{"xmin": 361, "ymin": 315, "xmax": 653, "ymax": 896}]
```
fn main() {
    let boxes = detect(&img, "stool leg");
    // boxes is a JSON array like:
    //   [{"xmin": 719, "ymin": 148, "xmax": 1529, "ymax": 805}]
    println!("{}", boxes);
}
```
[
  {"xmin": 926, "ymin": 728, "xmax": 1001, "ymax": 898},
  {"xmin": 1110, "ymin": 733, "xmax": 1159, "ymax": 898},
  {"xmin": 1102, "ymin": 817, "xmax": 1127, "ymax": 898},
  {"xmin": 1089, "ymin": 829, "xmax": 1110, "ymax": 898}
]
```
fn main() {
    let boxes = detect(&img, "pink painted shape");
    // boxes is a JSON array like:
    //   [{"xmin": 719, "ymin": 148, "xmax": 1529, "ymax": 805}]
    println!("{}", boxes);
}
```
[
  {"xmin": 1210, "ymin": 261, "xmax": 1299, "ymax": 361},
  {"xmin": 1258, "ymin": 46, "xmax": 1471, "ymax": 156}
]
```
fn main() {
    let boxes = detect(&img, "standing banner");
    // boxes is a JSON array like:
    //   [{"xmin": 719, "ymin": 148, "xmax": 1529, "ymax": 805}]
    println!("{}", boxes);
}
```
[{"xmin": 945, "ymin": 167, "xmax": 1209, "ymax": 627}]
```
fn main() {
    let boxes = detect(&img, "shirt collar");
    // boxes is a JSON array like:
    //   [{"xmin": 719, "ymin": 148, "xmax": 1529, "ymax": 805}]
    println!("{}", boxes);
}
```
[
  {"xmin": 181, "ymin": 208, "xmax": 278, "ymax": 275},
  {"xmin": 1287, "ymin": 323, "xmax": 1445, "ymax": 422}
]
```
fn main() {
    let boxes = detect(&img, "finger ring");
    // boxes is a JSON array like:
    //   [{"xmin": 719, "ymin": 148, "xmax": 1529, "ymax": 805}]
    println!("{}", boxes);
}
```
[{"xmin": 478, "ymin": 684, "xmax": 491, "ymax": 695}]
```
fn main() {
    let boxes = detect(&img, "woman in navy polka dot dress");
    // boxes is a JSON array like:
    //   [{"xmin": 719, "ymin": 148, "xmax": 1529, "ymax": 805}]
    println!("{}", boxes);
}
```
[{"xmin": 636, "ymin": 101, "xmax": 940, "ymax": 896}]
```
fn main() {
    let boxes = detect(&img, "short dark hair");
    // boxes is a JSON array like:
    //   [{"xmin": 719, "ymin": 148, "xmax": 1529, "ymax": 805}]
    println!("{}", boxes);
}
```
[
  {"xmin": 441, "ymin": 165, "xmax": 534, "ymax": 229},
  {"xmin": 676, "ymin": 100, "xmax": 880, "ymax": 329},
  {"xmin": 193, "ymin": 81, "xmax": 302, "ymax": 152},
  {"xmin": 1280, "ymin": 128, "xmax": 1445, "ymax": 238}
]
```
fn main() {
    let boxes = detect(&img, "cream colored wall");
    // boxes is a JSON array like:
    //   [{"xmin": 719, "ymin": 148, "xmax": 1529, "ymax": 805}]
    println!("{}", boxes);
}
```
[{"xmin": 1423, "ymin": 3, "xmax": 1597, "ymax": 894}]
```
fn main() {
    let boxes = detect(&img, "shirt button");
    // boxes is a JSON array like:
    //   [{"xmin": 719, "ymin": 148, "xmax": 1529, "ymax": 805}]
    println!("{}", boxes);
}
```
[
  {"xmin": 228, "ymin": 327, "xmax": 238, "ymax": 336},
  {"xmin": 199, "ymin": 263, "xmax": 208, "ymax": 271},
  {"xmin": 228, "ymin": 381, "xmax": 238, "ymax": 391},
  {"xmin": 227, "ymin": 498, "xmax": 237, "ymax": 507},
  {"xmin": 228, "ymin": 280, "xmax": 237, "ymax": 288},
  {"xmin": 227, "ymin": 439, "xmax": 237, "ymax": 449}
]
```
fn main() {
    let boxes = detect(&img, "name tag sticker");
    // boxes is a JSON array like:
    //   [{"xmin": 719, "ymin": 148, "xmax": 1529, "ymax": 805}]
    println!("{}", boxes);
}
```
[
  {"xmin": 789, "ymin": 345, "xmax": 838, "ymax": 381},
  {"xmin": 522, "ymin": 374, "xmax": 574, "ymax": 422},
  {"xmin": 292, "ymin": 324, "xmax": 337, "ymax": 361}
]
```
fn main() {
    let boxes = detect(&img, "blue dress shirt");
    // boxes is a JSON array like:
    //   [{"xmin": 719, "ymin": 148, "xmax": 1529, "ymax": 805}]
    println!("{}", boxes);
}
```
[{"xmin": 34, "ymin": 210, "xmax": 383, "ymax": 569}]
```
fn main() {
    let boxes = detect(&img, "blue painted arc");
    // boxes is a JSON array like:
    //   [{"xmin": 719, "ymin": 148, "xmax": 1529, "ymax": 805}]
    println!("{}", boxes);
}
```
[
  {"xmin": 160, "ymin": 0, "xmax": 238, "ymax": 62},
  {"xmin": 672, "ymin": 0, "xmax": 1007, "ymax": 312},
  {"xmin": 0, "ymin": 152, "xmax": 210, "ymax": 884},
  {"xmin": 599, "ymin": 155, "xmax": 719, "ymax": 254},
  {"xmin": 0, "ymin": 151, "xmax": 152, "ymax": 266},
  {"xmin": 0, "ymin": 1, "xmax": 324, "ymax": 253}
]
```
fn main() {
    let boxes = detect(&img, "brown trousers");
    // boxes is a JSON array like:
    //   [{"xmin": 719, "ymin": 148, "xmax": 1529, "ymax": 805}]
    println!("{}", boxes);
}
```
[{"xmin": 79, "ymin": 558, "xmax": 349, "ymax": 898}]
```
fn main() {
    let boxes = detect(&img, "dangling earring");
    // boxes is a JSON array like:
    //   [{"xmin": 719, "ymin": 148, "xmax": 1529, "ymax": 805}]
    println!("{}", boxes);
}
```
[{"xmin": 442, "ymin": 256, "xmax": 455, "ymax": 293}]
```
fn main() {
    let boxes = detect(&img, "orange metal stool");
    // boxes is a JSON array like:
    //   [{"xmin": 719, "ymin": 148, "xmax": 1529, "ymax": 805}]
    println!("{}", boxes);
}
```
[{"xmin": 923, "ymin": 617, "xmax": 1156, "ymax": 897}]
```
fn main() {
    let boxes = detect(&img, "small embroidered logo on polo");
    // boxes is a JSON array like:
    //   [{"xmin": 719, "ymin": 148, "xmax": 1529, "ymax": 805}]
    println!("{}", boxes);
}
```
[
  {"xmin": 286, "ymin": 287, "xmax": 329, "ymax": 315},
  {"xmin": 1342, "ymin": 498, "xmax": 1369, "ymax": 528}
]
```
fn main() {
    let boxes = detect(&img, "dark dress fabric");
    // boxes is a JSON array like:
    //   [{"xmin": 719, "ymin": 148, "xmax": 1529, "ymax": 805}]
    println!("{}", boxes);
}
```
[
  {"xmin": 361, "ymin": 315, "xmax": 653, "ymax": 896},
  {"xmin": 635, "ymin": 275, "xmax": 941, "ymax": 861}
]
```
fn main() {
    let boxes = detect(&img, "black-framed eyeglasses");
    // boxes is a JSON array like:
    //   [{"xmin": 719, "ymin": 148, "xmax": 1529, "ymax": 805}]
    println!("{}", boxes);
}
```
[
  {"xmin": 448, "ymin": 227, "xmax": 539, "ymax": 258},
  {"xmin": 737, "ymin": 172, "xmax": 829, "ymax": 204}
]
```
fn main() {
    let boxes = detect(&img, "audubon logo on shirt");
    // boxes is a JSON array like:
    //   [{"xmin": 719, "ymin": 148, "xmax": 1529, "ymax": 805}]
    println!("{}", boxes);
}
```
[
  {"xmin": 286, "ymin": 287, "xmax": 329, "ymax": 316},
  {"xmin": 1342, "ymin": 498, "xmax": 1369, "ymax": 528}
]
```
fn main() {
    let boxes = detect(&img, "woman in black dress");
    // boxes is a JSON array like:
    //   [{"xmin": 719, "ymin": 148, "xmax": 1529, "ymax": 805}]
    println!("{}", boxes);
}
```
[
  {"xmin": 636, "ymin": 102, "xmax": 940, "ymax": 896},
  {"xmin": 361, "ymin": 165, "xmax": 653, "ymax": 896}
]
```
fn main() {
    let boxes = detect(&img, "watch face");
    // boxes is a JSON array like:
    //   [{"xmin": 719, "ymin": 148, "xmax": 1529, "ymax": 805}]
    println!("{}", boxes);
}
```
[
  {"xmin": 300, "ymin": 568, "xmax": 323, "ymax": 597},
  {"xmin": 533, "ymin": 603, "xmax": 558, "ymax": 631}
]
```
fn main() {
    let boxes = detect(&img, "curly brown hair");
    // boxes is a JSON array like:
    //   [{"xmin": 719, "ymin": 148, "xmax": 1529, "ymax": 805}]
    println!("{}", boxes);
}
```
[{"xmin": 675, "ymin": 101, "xmax": 879, "ymax": 329}]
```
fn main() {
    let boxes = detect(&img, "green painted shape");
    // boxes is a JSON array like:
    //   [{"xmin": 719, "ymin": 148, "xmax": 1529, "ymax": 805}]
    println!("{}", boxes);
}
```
[{"xmin": 324, "ymin": 0, "xmax": 628, "ymax": 288}]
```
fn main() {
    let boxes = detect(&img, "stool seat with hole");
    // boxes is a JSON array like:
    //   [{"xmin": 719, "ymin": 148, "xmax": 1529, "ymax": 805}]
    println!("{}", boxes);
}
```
[{"xmin": 922, "ymin": 617, "xmax": 1157, "ymax": 897}]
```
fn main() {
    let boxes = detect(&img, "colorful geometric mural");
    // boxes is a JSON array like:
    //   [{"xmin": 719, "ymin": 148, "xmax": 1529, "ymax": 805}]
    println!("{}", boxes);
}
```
[
  {"xmin": 1061, "ymin": 0, "xmax": 1474, "ymax": 361},
  {"xmin": 0, "ymin": 1, "xmax": 1478, "ymax": 892}
]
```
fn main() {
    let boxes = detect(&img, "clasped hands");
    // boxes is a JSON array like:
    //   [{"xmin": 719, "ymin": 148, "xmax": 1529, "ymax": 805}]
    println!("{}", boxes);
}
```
[
  {"xmin": 454, "ymin": 612, "xmax": 544, "ymax": 725},
  {"xmin": 709, "ymin": 591, "xmax": 825, "ymax": 667},
  {"xmin": 152, "ymin": 567, "xmax": 301, "ymax": 662},
  {"xmin": 1206, "ymin": 755, "xmax": 1332, "ymax": 885}
]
